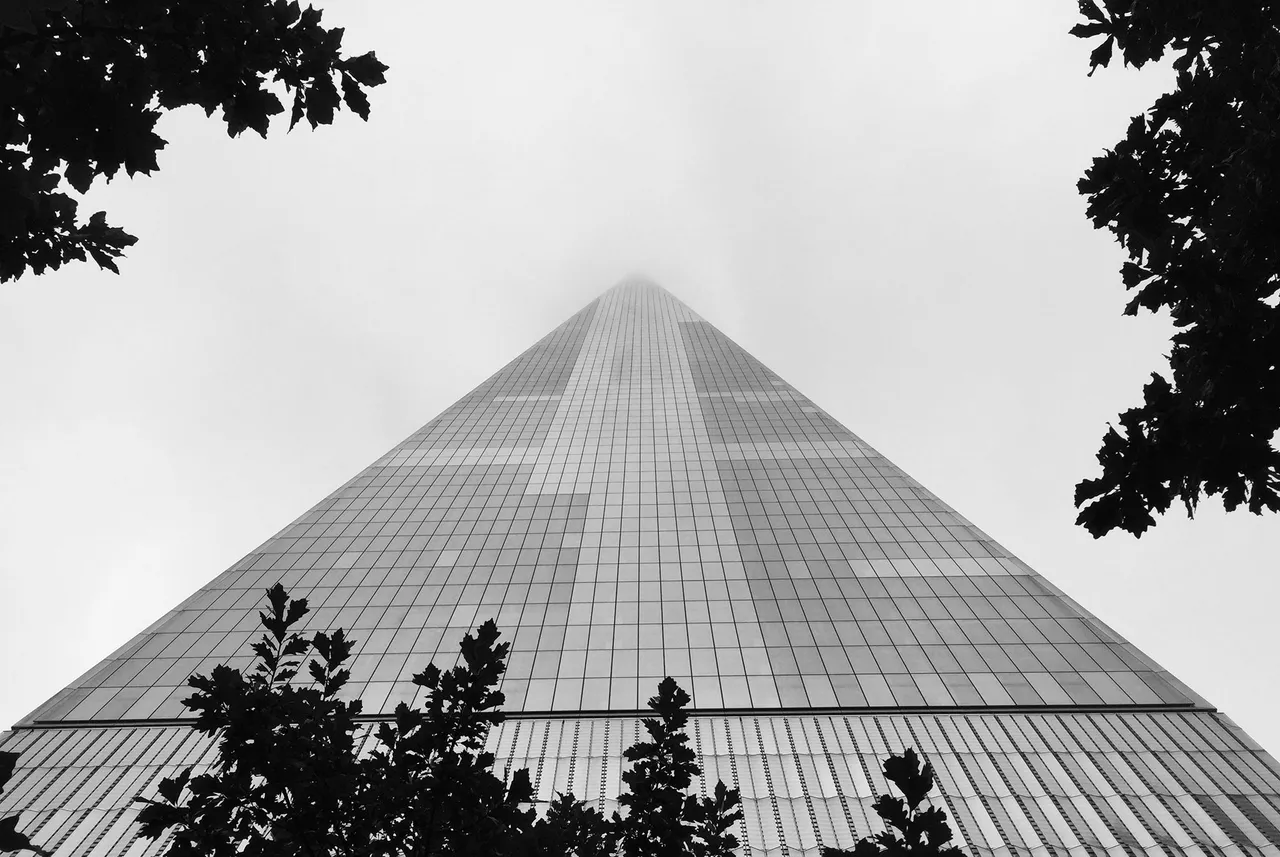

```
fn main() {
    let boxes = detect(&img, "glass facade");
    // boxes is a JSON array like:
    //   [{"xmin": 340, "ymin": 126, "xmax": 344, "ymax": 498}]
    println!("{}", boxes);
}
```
[{"xmin": 2, "ymin": 280, "xmax": 1277, "ymax": 856}]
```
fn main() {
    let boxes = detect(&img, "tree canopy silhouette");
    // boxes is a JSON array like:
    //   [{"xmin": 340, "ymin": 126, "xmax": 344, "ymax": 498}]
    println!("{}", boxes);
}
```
[
  {"xmin": 0, "ymin": 583, "xmax": 970, "ymax": 855},
  {"xmin": 822, "ymin": 748, "xmax": 964, "ymax": 857},
  {"xmin": 614, "ymin": 678, "xmax": 743, "ymax": 857},
  {"xmin": 0, "ymin": 0, "xmax": 386, "ymax": 283},
  {"xmin": 134, "ymin": 584, "xmax": 744, "ymax": 857},
  {"xmin": 1071, "ymin": 1, "xmax": 1280, "ymax": 537}
]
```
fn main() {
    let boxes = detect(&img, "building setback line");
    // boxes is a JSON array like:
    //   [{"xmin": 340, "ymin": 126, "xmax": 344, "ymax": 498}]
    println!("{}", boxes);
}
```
[{"xmin": 16, "ymin": 701, "xmax": 1211, "ymax": 731}]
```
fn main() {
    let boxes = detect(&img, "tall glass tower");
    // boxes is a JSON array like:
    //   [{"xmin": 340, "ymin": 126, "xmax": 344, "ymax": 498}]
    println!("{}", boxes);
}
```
[{"xmin": 3, "ymin": 281, "xmax": 1278, "ymax": 856}]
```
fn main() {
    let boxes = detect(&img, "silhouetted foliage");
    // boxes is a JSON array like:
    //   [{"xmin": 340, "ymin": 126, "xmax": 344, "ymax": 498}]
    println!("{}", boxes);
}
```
[
  {"xmin": 614, "ymin": 678, "xmax": 743, "ymax": 857},
  {"xmin": 1071, "ymin": 1, "xmax": 1280, "ymax": 537},
  {"xmin": 822, "ymin": 748, "xmax": 963, "ymax": 857},
  {"xmin": 0, "ymin": 750, "xmax": 49, "ymax": 855},
  {"xmin": 0, "ymin": 0, "xmax": 386, "ymax": 283},
  {"xmin": 526, "ymin": 794, "xmax": 619, "ymax": 857},
  {"xmin": 135, "ymin": 584, "xmax": 743, "ymax": 857}
]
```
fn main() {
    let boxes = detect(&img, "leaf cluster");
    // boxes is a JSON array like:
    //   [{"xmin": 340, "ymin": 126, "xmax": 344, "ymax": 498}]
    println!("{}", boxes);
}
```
[
  {"xmin": 134, "ymin": 583, "xmax": 371, "ymax": 856},
  {"xmin": 1070, "ymin": 1, "xmax": 1280, "ymax": 536},
  {"xmin": 613, "ymin": 678, "xmax": 744, "ymax": 857},
  {"xmin": 822, "ymin": 749, "xmax": 963, "ymax": 857},
  {"xmin": 0, "ymin": 0, "xmax": 387, "ymax": 282},
  {"xmin": 136, "ymin": 585, "xmax": 744, "ymax": 857}
]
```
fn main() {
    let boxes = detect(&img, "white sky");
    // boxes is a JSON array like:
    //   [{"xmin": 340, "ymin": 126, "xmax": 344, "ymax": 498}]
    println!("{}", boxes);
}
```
[{"xmin": 2, "ymin": 1, "xmax": 1277, "ymax": 753}]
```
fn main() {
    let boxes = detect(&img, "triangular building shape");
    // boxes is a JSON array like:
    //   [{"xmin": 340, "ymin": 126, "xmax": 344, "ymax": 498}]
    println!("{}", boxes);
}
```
[{"xmin": 3, "ymin": 281, "xmax": 1278, "ymax": 857}]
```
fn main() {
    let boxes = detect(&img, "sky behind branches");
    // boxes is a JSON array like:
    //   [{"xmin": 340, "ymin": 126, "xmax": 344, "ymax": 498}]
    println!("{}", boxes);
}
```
[{"xmin": 2, "ymin": 1, "xmax": 1277, "ymax": 752}]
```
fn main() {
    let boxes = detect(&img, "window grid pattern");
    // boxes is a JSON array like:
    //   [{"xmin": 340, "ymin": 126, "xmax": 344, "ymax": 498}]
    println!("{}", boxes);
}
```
[
  {"xmin": 21, "ymin": 282, "xmax": 1200, "ymax": 725},
  {"xmin": 5, "ymin": 280, "xmax": 1275, "ymax": 857}
]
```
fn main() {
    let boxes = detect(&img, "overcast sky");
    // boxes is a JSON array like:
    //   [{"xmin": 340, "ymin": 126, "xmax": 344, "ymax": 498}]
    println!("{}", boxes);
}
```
[{"xmin": 3, "ymin": 1, "xmax": 1277, "ymax": 753}]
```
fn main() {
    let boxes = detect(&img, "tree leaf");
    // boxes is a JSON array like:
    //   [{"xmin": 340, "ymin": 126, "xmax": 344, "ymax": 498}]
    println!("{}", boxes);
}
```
[
  {"xmin": 1088, "ymin": 35, "xmax": 1115, "ymax": 73},
  {"xmin": 342, "ymin": 52, "xmax": 388, "ymax": 87},
  {"xmin": 1077, "ymin": 0, "xmax": 1106, "ymax": 23},
  {"xmin": 340, "ymin": 72, "xmax": 371, "ymax": 121},
  {"xmin": 65, "ymin": 162, "xmax": 95, "ymax": 194}
]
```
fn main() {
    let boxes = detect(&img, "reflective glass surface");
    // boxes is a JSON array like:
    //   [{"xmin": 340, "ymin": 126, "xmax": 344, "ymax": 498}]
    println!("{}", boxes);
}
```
[
  {"xmin": 23, "ymin": 281, "xmax": 1199, "ymax": 723},
  {"xmin": 5, "ymin": 280, "xmax": 1277, "ymax": 857}
]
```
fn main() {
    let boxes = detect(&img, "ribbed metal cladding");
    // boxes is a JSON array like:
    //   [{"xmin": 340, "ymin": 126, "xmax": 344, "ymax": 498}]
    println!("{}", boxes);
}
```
[{"xmin": 3, "ymin": 710, "xmax": 1279, "ymax": 857}]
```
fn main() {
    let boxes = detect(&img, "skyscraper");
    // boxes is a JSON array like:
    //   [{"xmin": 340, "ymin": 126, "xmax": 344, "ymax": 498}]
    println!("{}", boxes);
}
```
[{"xmin": 3, "ymin": 281, "xmax": 1278, "ymax": 856}]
